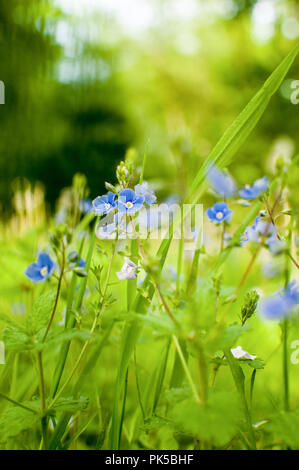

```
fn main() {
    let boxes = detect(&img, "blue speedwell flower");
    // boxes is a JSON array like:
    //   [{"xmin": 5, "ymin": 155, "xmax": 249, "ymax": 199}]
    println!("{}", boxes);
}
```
[
  {"xmin": 260, "ymin": 281, "xmax": 299, "ymax": 320},
  {"xmin": 239, "ymin": 176, "xmax": 269, "ymax": 200},
  {"xmin": 25, "ymin": 252, "xmax": 55, "ymax": 283},
  {"xmin": 206, "ymin": 202, "xmax": 232, "ymax": 224},
  {"xmin": 116, "ymin": 189, "xmax": 144, "ymax": 214},
  {"xmin": 92, "ymin": 192, "xmax": 116, "ymax": 215},
  {"xmin": 206, "ymin": 165, "xmax": 236, "ymax": 198},
  {"xmin": 67, "ymin": 251, "xmax": 86, "ymax": 269},
  {"xmin": 134, "ymin": 182, "xmax": 157, "ymax": 206},
  {"xmin": 241, "ymin": 216, "xmax": 276, "ymax": 246}
]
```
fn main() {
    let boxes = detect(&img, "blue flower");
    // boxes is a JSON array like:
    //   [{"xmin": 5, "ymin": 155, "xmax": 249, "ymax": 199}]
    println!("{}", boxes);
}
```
[
  {"xmin": 206, "ymin": 165, "xmax": 236, "ymax": 198},
  {"xmin": 134, "ymin": 182, "xmax": 157, "ymax": 206},
  {"xmin": 116, "ymin": 189, "xmax": 144, "ymax": 214},
  {"xmin": 239, "ymin": 176, "xmax": 269, "ymax": 200},
  {"xmin": 25, "ymin": 252, "xmax": 55, "ymax": 283},
  {"xmin": 260, "ymin": 281, "xmax": 299, "ymax": 320},
  {"xmin": 67, "ymin": 251, "xmax": 86, "ymax": 269},
  {"xmin": 206, "ymin": 202, "xmax": 232, "ymax": 224},
  {"xmin": 79, "ymin": 199, "xmax": 92, "ymax": 214},
  {"xmin": 241, "ymin": 216, "xmax": 276, "ymax": 246},
  {"xmin": 92, "ymin": 192, "xmax": 116, "ymax": 215}
]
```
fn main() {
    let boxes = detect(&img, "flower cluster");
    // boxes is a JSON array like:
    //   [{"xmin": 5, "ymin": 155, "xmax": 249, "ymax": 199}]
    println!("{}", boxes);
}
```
[
  {"xmin": 206, "ymin": 165, "xmax": 269, "ymax": 228},
  {"xmin": 241, "ymin": 216, "xmax": 276, "ymax": 245},
  {"xmin": 92, "ymin": 182, "xmax": 156, "ymax": 217}
]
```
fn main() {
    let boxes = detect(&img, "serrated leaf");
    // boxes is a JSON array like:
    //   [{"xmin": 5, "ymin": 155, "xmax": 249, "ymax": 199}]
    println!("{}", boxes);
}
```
[
  {"xmin": 0, "ymin": 406, "xmax": 39, "ymax": 443},
  {"xmin": 2, "ymin": 326, "xmax": 32, "ymax": 351},
  {"xmin": 26, "ymin": 291, "xmax": 56, "ymax": 335},
  {"xmin": 246, "ymin": 357, "xmax": 265, "ymax": 369},
  {"xmin": 170, "ymin": 390, "xmax": 242, "ymax": 447},
  {"xmin": 49, "ymin": 396, "xmax": 89, "ymax": 413}
]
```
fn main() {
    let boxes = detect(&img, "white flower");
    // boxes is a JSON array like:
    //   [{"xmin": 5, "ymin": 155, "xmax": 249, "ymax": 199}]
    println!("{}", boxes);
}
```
[
  {"xmin": 231, "ymin": 346, "xmax": 256, "ymax": 360},
  {"xmin": 117, "ymin": 257, "xmax": 138, "ymax": 280}
]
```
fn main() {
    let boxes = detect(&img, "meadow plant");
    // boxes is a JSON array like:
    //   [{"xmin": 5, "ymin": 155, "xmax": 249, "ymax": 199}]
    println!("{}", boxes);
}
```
[{"xmin": 0, "ymin": 43, "xmax": 299, "ymax": 451}]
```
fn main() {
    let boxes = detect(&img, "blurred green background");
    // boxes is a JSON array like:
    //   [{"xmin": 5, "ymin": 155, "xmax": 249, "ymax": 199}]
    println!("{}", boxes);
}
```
[{"xmin": 0, "ymin": 0, "xmax": 298, "ymax": 215}]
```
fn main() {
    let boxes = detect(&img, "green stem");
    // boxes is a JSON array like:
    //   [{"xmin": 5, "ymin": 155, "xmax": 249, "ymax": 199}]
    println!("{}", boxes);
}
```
[
  {"xmin": 129, "ymin": 217, "xmax": 200, "ymax": 400},
  {"xmin": 139, "ymin": 140, "xmax": 149, "ymax": 184},
  {"xmin": 37, "ymin": 351, "xmax": 47, "ymax": 449},
  {"xmin": 224, "ymin": 348, "xmax": 256, "ymax": 449},
  {"xmin": 176, "ymin": 206, "xmax": 184, "ymax": 293},
  {"xmin": 42, "ymin": 241, "xmax": 65, "ymax": 343},
  {"xmin": 49, "ymin": 242, "xmax": 116, "ymax": 409},
  {"xmin": 282, "ymin": 320, "xmax": 290, "ymax": 412},
  {"xmin": 172, "ymin": 335, "xmax": 200, "ymax": 404},
  {"xmin": 0, "ymin": 392, "xmax": 37, "ymax": 414}
]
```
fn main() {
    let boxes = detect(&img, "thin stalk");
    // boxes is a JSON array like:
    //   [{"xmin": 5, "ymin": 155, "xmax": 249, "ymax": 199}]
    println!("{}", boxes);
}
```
[
  {"xmin": 176, "ymin": 206, "xmax": 184, "ymax": 293},
  {"xmin": 139, "ymin": 140, "xmax": 149, "ymax": 184},
  {"xmin": 0, "ymin": 392, "xmax": 37, "ymax": 414},
  {"xmin": 282, "ymin": 209, "xmax": 292, "ymax": 412},
  {"xmin": 265, "ymin": 198, "xmax": 299, "ymax": 270},
  {"xmin": 37, "ymin": 351, "xmax": 47, "ymax": 449},
  {"xmin": 42, "ymin": 242, "xmax": 65, "ymax": 343},
  {"xmin": 225, "ymin": 348, "xmax": 256, "ymax": 450},
  {"xmin": 49, "ymin": 242, "xmax": 116, "ymax": 409},
  {"xmin": 129, "ymin": 216, "xmax": 200, "ymax": 401},
  {"xmin": 172, "ymin": 335, "xmax": 200, "ymax": 404},
  {"xmin": 282, "ymin": 320, "xmax": 290, "ymax": 411}
]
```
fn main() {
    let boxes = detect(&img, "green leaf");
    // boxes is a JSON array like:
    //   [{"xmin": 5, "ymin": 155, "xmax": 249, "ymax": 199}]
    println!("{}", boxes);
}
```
[
  {"xmin": 44, "ymin": 329, "xmax": 92, "ymax": 347},
  {"xmin": 224, "ymin": 348, "xmax": 256, "ymax": 449},
  {"xmin": 140, "ymin": 416, "xmax": 172, "ymax": 431},
  {"xmin": 49, "ymin": 396, "xmax": 89, "ymax": 413},
  {"xmin": 110, "ymin": 233, "xmax": 173, "ymax": 450},
  {"xmin": 26, "ymin": 291, "xmax": 56, "ymax": 335},
  {"xmin": 186, "ymin": 41, "xmax": 299, "ymax": 203},
  {"xmin": 206, "ymin": 323, "xmax": 244, "ymax": 355},
  {"xmin": 267, "ymin": 410, "xmax": 299, "ymax": 449},
  {"xmin": 170, "ymin": 390, "xmax": 242, "ymax": 447},
  {"xmin": 0, "ymin": 313, "xmax": 26, "ymax": 331},
  {"xmin": 0, "ymin": 406, "xmax": 39, "ymax": 443},
  {"xmin": 246, "ymin": 357, "xmax": 265, "ymax": 370},
  {"xmin": 2, "ymin": 326, "xmax": 32, "ymax": 351}
]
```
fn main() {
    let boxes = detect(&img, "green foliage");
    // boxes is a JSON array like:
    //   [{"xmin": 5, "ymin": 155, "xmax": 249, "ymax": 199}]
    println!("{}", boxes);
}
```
[
  {"xmin": 267, "ymin": 410, "xmax": 299, "ymax": 449},
  {"xmin": 0, "ymin": 406, "xmax": 39, "ymax": 444},
  {"xmin": 2, "ymin": 326, "xmax": 32, "ymax": 351},
  {"xmin": 26, "ymin": 291, "xmax": 56, "ymax": 336},
  {"xmin": 170, "ymin": 390, "xmax": 242, "ymax": 447},
  {"xmin": 241, "ymin": 290, "xmax": 259, "ymax": 325},
  {"xmin": 0, "ymin": 13, "xmax": 298, "ymax": 450}
]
